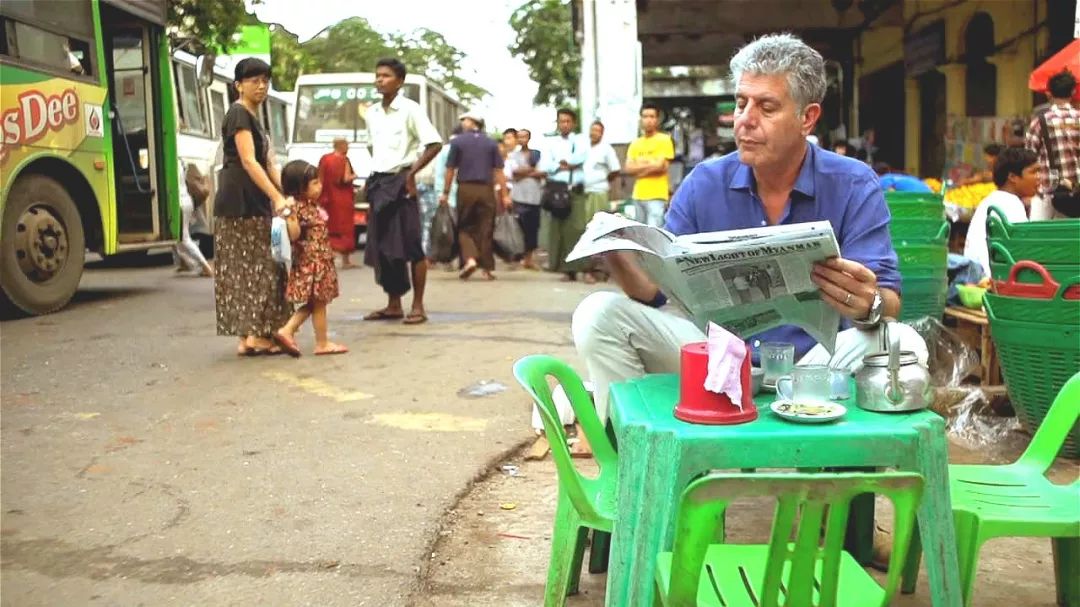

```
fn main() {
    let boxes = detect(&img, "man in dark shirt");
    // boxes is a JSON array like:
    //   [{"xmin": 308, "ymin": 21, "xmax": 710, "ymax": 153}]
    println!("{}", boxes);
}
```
[{"xmin": 440, "ymin": 112, "xmax": 510, "ymax": 280}]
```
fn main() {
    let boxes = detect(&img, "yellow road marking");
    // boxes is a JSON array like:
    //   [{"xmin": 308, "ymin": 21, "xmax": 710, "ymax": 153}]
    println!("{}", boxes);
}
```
[
  {"xmin": 262, "ymin": 371, "xmax": 374, "ymax": 403},
  {"xmin": 367, "ymin": 412, "xmax": 488, "ymax": 432}
]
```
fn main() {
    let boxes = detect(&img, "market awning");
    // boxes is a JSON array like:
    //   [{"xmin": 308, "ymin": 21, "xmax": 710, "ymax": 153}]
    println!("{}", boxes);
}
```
[{"xmin": 1028, "ymin": 39, "xmax": 1080, "ymax": 100}]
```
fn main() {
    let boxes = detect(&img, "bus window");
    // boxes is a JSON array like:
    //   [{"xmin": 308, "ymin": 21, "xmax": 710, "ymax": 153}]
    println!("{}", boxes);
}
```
[
  {"xmin": 3, "ymin": 20, "xmax": 93, "ymax": 76},
  {"xmin": 174, "ymin": 61, "xmax": 209, "ymax": 135},
  {"xmin": 293, "ymin": 83, "xmax": 420, "ymax": 144},
  {"xmin": 210, "ymin": 90, "xmax": 226, "ymax": 136},
  {"xmin": 269, "ymin": 100, "xmax": 288, "ymax": 153}
]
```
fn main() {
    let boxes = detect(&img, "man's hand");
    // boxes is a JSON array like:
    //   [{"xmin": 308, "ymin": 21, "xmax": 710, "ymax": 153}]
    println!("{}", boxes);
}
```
[
  {"xmin": 438, "ymin": 193, "xmax": 449, "ymax": 207},
  {"xmin": 501, "ymin": 192, "xmax": 512, "ymax": 210},
  {"xmin": 404, "ymin": 171, "xmax": 418, "ymax": 198},
  {"xmin": 559, "ymin": 160, "xmax": 570, "ymax": 170},
  {"xmin": 811, "ymin": 257, "xmax": 878, "ymax": 320}
]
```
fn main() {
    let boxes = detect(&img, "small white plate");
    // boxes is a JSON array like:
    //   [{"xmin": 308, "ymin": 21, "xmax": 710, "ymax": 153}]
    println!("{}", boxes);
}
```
[{"xmin": 770, "ymin": 399, "xmax": 846, "ymax": 423}]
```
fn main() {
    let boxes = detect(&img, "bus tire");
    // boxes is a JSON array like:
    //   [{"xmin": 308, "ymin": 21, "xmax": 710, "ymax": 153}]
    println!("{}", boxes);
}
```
[{"xmin": 0, "ymin": 174, "xmax": 86, "ymax": 315}]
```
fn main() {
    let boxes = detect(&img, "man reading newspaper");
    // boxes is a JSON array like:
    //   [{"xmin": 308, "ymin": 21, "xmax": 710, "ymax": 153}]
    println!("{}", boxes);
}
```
[{"xmin": 573, "ymin": 33, "xmax": 927, "ymax": 424}]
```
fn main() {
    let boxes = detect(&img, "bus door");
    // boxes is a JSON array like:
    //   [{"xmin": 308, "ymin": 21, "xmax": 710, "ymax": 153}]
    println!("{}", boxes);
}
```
[{"xmin": 100, "ymin": 4, "xmax": 164, "ymax": 243}]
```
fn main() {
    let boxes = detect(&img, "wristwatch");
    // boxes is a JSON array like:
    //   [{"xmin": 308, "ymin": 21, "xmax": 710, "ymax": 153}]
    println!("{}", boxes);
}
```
[
  {"xmin": 279, "ymin": 207, "xmax": 293, "ymax": 218},
  {"xmin": 852, "ymin": 290, "xmax": 883, "ymax": 330}
]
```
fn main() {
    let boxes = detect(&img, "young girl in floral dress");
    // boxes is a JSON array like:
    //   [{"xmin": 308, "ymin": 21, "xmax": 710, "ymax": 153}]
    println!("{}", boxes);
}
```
[{"xmin": 272, "ymin": 160, "xmax": 348, "ymax": 356}]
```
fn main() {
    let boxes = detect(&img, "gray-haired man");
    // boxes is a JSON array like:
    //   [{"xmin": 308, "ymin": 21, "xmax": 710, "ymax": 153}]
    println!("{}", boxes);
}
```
[{"xmin": 574, "ymin": 33, "xmax": 927, "ymax": 422}]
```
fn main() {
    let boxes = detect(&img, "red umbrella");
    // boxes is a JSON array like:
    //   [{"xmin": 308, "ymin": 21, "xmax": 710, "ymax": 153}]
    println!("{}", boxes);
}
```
[{"xmin": 1029, "ymin": 39, "xmax": 1080, "ymax": 100}]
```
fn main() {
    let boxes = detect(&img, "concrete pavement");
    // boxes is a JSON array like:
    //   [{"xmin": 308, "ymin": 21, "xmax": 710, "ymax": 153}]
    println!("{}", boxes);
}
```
[{"xmin": 1, "ymin": 259, "xmax": 602, "ymax": 606}]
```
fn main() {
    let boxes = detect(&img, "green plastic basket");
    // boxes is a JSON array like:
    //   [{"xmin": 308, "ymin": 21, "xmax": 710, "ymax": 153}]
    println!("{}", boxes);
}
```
[
  {"xmin": 988, "ymin": 242, "xmax": 1080, "ymax": 283},
  {"xmin": 986, "ymin": 205, "xmax": 1080, "ymax": 240},
  {"xmin": 885, "ymin": 192, "xmax": 944, "ymax": 205},
  {"xmin": 986, "ymin": 260, "xmax": 1080, "ymax": 323},
  {"xmin": 900, "ymin": 275, "xmax": 948, "ymax": 320},
  {"xmin": 890, "ymin": 218, "xmax": 949, "ymax": 241},
  {"xmin": 895, "ymin": 242, "xmax": 948, "ymax": 268},
  {"xmin": 986, "ymin": 310, "xmax": 1080, "ymax": 457},
  {"xmin": 887, "ymin": 199, "xmax": 946, "ymax": 220}
]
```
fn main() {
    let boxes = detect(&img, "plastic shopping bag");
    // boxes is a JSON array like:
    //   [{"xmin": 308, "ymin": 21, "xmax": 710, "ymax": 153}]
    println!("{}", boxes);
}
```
[
  {"xmin": 493, "ymin": 212, "xmax": 525, "ymax": 261},
  {"xmin": 430, "ymin": 204, "xmax": 456, "ymax": 263},
  {"xmin": 270, "ymin": 216, "xmax": 291, "ymax": 266}
]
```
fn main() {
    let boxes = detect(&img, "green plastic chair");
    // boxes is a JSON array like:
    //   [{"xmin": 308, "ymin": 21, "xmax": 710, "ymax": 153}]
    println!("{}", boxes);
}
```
[
  {"xmin": 902, "ymin": 371, "xmax": 1080, "ymax": 607},
  {"xmin": 513, "ymin": 355, "xmax": 618, "ymax": 606},
  {"xmin": 655, "ymin": 472, "xmax": 924, "ymax": 607}
]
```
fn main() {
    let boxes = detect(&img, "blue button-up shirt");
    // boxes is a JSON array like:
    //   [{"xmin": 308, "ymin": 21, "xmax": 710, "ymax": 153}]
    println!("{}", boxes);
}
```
[
  {"xmin": 542, "ymin": 133, "xmax": 588, "ymax": 186},
  {"xmin": 664, "ymin": 143, "xmax": 901, "ymax": 360}
]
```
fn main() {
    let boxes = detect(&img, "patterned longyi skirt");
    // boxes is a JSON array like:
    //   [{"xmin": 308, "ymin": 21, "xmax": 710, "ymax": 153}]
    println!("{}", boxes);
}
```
[{"xmin": 213, "ymin": 216, "xmax": 290, "ymax": 337}]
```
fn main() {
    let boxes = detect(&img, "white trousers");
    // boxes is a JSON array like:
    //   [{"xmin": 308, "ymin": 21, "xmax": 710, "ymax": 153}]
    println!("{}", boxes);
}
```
[
  {"xmin": 173, "ymin": 200, "xmax": 210, "ymax": 272},
  {"xmin": 571, "ymin": 291, "xmax": 929, "ymax": 423}
]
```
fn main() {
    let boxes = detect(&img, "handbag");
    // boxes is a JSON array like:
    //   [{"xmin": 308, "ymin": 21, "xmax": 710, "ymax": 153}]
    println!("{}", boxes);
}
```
[
  {"xmin": 541, "ymin": 177, "xmax": 573, "ymax": 219},
  {"xmin": 493, "ymin": 210, "xmax": 525, "ymax": 261},
  {"xmin": 429, "ymin": 204, "xmax": 456, "ymax": 263},
  {"xmin": 1037, "ymin": 110, "xmax": 1080, "ymax": 218},
  {"xmin": 541, "ymin": 139, "xmax": 579, "ymax": 219}
]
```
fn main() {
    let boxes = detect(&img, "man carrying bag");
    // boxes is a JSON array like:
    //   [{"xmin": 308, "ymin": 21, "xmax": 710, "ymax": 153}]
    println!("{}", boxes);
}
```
[
  {"xmin": 1026, "ymin": 69, "xmax": 1080, "ymax": 218},
  {"xmin": 541, "ymin": 108, "xmax": 590, "ymax": 281}
]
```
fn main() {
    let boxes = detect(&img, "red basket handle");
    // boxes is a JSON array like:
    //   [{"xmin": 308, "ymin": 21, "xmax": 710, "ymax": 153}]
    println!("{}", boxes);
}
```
[
  {"xmin": 1057, "ymin": 276, "xmax": 1080, "ymax": 301},
  {"xmin": 993, "ymin": 260, "xmax": 1060, "ymax": 299}
]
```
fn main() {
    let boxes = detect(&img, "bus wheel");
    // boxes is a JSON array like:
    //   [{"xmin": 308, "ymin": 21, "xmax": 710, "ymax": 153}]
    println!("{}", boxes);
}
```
[{"xmin": 0, "ymin": 175, "xmax": 85, "ymax": 315}]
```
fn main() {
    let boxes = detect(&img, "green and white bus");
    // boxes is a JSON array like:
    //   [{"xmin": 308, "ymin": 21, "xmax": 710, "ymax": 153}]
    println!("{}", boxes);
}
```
[{"xmin": 0, "ymin": 0, "xmax": 179, "ymax": 314}]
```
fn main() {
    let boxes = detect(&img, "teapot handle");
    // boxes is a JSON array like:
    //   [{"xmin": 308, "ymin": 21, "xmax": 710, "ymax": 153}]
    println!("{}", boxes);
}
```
[{"xmin": 883, "ymin": 319, "xmax": 904, "ymax": 404}]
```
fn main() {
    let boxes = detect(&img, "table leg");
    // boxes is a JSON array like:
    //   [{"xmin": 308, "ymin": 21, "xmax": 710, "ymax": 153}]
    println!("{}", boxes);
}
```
[
  {"xmin": 606, "ymin": 429, "xmax": 682, "ymax": 606},
  {"xmin": 914, "ymin": 419, "xmax": 963, "ymax": 607}
]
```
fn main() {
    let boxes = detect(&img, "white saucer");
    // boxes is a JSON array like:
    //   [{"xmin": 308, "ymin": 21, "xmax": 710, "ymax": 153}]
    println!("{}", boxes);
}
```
[{"xmin": 770, "ymin": 399, "xmax": 846, "ymax": 424}]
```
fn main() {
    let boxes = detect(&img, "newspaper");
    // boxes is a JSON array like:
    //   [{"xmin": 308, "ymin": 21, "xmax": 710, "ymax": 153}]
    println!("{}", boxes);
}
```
[{"xmin": 567, "ymin": 213, "xmax": 843, "ymax": 352}]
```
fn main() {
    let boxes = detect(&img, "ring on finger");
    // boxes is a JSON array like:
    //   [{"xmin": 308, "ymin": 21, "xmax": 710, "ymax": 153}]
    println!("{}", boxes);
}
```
[{"xmin": 844, "ymin": 292, "xmax": 854, "ymax": 306}]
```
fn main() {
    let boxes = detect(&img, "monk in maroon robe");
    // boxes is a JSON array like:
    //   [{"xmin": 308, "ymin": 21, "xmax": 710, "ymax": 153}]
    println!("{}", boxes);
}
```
[{"xmin": 318, "ymin": 138, "xmax": 358, "ymax": 268}]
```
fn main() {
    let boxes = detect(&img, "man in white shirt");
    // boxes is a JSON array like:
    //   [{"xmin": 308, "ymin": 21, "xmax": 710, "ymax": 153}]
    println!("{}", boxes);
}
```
[
  {"xmin": 964, "ymin": 146, "xmax": 1039, "ymax": 276},
  {"xmin": 541, "ymin": 108, "xmax": 590, "ymax": 280},
  {"xmin": 582, "ymin": 120, "xmax": 621, "ymax": 283},
  {"xmin": 362, "ymin": 58, "xmax": 443, "ymax": 325}
]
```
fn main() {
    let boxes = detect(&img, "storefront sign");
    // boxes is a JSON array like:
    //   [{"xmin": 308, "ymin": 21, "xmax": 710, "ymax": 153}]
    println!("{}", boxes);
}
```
[{"xmin": 905, "ymin": 20, "xmax": 946, "ymax": 78}]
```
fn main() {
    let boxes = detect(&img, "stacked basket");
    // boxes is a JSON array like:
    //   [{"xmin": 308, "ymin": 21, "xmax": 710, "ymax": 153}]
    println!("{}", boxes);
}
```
[
  {"xmin": 983, "ymin": 206, "xmax": 1080, "ymax": 456},
  {"xmin": 885, "ymin": 192, "xmax": 950, "ymax": 321}
]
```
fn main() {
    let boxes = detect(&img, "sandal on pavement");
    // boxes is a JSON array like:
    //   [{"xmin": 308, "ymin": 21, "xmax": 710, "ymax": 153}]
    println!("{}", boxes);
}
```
[
  {"xmin": 402, "ymin": 312, "xmax": 428, "ymax": 325},
  {"xmin": 273, "ymin": 331, "xmax": 302, "ymax": 358},
  {"xmin": 314, "ymin": 343, "xmax": 349, "ymax": 356},
  {"xmin": 459, "ymin": 260, "xmax": 478, "ymax": 280},
  {"xmin": 363, "ymin": 309, "xmax": 405, "ymax": 321}
]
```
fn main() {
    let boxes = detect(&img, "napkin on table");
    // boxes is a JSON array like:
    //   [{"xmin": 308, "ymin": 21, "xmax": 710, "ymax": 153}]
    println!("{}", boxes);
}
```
[{"xmin": 703, "ymin": 321, "xmax": 746, "ymax": 410}]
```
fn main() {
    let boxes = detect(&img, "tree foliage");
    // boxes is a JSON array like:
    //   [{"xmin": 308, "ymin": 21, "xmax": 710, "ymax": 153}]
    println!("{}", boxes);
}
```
[
  {"xmin": 508, "ymin": 0, "xmax": 581, "ymax": 107},
  {"xmin": 268, "ymin": 17, "xmax": 487, "ymax": 102},
  {"xmin": 167, "ymin": 0, "xmax": 259, "ymax": 56}
]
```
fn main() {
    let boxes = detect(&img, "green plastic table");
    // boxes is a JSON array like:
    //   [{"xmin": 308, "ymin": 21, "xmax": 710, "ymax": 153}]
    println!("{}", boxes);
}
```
[{"xmin": 606, "ymin": 374, "xmax": 963, "ymax": 607}]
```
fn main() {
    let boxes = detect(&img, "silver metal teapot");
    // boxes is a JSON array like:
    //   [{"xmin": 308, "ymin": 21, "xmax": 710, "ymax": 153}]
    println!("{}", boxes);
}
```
[{"xmin": 854, "ymin": 319, "xmax": 934, "ymax": 412}]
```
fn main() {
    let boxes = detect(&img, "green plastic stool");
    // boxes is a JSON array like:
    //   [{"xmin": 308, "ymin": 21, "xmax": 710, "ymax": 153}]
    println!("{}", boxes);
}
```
[
  {"xmin": 902, "ymin": 372, "xmax": 1080, "ymax": 607},
  {"xmin": 655, "ymin": 471, "xmax": 924, "ymax": 607},
  {"xmin": 513, "ymin": 355, "xmax": 618, "ymax": 606}
]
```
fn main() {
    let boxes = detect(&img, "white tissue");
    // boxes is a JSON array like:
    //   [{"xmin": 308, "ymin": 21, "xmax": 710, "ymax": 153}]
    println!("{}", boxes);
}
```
[{"xmin": 704, "ymin": 322, "xmax": 746, "ymax": 409}]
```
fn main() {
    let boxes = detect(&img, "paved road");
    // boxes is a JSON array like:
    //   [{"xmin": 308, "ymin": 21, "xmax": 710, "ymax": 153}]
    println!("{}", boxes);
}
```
[{"xmin": 1, "ymin": 259, "xmax": 599, "ymax": 606}]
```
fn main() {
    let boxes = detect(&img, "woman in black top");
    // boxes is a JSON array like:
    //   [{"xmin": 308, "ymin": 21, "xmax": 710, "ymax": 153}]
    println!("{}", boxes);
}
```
[{"xmin": 213, "ymin": 58, "xmax": 291, "ymax": 355}]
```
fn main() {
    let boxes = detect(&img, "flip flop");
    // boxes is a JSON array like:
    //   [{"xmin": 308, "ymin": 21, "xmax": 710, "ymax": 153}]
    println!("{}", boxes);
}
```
[
  {"xmin": 273, "ymin": 331, "xmax": 302, "ymax": 358},
  {"xmin": 459, "ymin": 261, "xmax": 478, "ymax": 280},
  {"xmin": 402, "ymin": 313, "xmax": 428, "ymax": 325},
  {"xmin": 363, "ymin": 309, "xmax": 405, "ymax": 321},
  {"xmin": 315, "ymin": 344, "xmax": 349, "ymax": 356}
]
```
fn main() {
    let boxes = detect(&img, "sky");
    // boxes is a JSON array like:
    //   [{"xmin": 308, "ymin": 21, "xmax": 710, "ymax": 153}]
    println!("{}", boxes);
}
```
[{"xmin": 248, "ymin": 0, "xmax": 557, "ymax": 133}]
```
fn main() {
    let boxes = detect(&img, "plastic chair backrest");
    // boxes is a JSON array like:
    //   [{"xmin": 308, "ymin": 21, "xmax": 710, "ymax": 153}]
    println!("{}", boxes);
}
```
[
  {"xmin": 1017, "ymin": 371, "xmax": 1080, "ymax": 473},
  {"xmin": 513, "ymin": 355, "xmax": 617, "ymax": 524},
  {"xmin": 668, "ymin": 472, "xmax": 924, "ymax": 607}
]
